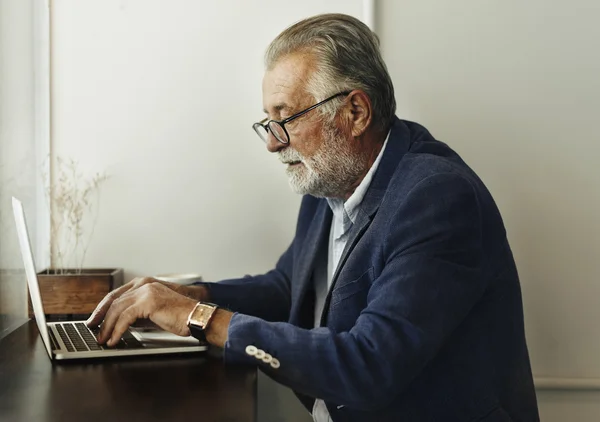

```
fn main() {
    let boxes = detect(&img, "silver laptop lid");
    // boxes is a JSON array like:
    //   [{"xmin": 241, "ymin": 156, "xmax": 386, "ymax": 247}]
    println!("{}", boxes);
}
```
[{"xmin": 12, "ymin": 197, "xmax": 52, "ymax": 358}]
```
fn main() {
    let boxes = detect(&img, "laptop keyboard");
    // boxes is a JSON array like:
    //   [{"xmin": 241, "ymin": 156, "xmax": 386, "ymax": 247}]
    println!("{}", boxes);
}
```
[{"xmin": 54, "ymin": 322, "xmax": 143, "ymax": 352}]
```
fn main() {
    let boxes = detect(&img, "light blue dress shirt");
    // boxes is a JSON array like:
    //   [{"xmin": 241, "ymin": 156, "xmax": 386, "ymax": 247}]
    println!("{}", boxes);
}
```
[{"xmin": 312, "ymin": 132, "xmax": 390, "ymax": 422}]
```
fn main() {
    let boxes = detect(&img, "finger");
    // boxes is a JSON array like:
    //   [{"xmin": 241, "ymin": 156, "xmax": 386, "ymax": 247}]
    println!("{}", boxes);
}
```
[
  {"xmin": 97, "ymin": 294, "xmax": 134, "ymax": 344},
  {"xmin": 107, "ymin": 307, "xmax": 139, "ymax": 347},
  {"xmin": 86, "ymin": 291, "xmax": 120, "ymax": 328},
  {"xmin": 86, "ymin": 278, "xmax": 141, "ymax": 327}
]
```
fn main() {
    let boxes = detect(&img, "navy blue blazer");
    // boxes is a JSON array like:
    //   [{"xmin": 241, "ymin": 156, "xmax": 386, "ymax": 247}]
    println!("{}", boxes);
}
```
[{"xmin": 201, "ymin": 117, "xmax": 539, "ymax": 421}]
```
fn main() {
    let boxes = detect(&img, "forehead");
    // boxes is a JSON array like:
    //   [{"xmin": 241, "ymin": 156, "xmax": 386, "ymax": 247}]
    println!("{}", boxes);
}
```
[{"xmin": 262, "ymin": 53, "xmax": 315, "ymax": 114}]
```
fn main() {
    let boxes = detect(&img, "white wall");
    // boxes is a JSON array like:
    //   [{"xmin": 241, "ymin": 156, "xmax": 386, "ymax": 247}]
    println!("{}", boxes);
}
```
[
  {"xmin": 0, "ymin": 0, "xmax": 36, "ymax": 319},
  {"xmin": 379, "ymin": 0, "xmax": 600, "ymax": 420},
  {"xmin": 51, "ymin": 0, "xmax": 363, "ymax": 282}
]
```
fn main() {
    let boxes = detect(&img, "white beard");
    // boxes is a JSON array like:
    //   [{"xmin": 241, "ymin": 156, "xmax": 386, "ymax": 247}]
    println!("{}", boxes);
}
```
[{"xmin": 278, "ymin": 124, "xmax": 367, "ymax": 198}]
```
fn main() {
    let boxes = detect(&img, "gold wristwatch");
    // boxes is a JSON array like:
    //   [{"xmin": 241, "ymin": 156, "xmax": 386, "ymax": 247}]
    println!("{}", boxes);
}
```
[{"xmin": 187, "ymin": 302, "xmax": 219, "ymax": 342}]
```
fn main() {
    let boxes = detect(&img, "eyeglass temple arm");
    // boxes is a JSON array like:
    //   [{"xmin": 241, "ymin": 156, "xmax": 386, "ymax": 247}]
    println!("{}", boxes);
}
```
[{"xmin": 280, "ymin": 91, "xmax": 351, "ymax": 125}]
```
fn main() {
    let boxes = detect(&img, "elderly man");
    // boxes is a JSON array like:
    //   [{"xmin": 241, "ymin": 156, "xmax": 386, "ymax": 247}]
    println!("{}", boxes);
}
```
[{"xmin": 88, "ymin": 13, "xmax": 539, "ymax": 422}]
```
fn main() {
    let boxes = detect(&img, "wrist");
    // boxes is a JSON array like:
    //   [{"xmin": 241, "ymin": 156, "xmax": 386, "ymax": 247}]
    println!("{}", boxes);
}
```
[{"xmin": 205, "ymin": 308, "xmax": 232, "ymax": 348}]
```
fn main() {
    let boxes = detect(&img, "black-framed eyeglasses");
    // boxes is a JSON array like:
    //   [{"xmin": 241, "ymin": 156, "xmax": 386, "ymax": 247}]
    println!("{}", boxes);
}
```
[{"xmin": 252, "ymin": 91, "xmax": 351, "ymax": 144}]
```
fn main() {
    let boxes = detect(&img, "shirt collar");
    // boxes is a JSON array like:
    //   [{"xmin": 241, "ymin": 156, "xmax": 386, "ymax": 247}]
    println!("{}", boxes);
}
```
[{"xmin": 327, "ymin": 130, "xmax": 391, "ymax": 226}]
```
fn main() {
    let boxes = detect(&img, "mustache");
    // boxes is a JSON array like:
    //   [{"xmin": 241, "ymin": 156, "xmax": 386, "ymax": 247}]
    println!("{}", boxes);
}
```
[{"xmin": 278, "ymin": 148, "xmax": 304, "ymax": 164}]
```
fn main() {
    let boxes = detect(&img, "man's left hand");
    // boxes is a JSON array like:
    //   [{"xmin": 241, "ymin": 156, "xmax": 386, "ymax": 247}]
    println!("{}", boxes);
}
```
[{"xmin": 96, "ymin": 282, "xmax": 197, "ymax": 347}]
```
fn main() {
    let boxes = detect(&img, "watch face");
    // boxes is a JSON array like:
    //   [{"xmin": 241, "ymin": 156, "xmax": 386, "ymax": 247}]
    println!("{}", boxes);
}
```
[
  {"xmin": 190, "ymin": 303, "xmax": 218, "ymax": 330},
  {"xmin": 188, "ymin": 303, "xmax": 217, "ymax": 343}
]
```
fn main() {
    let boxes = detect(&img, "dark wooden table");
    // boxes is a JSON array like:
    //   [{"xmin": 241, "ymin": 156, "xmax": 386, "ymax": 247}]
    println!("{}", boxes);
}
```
[{"xmin": 0, "ymin": 320, "xmax": 257, "ymax": 422}]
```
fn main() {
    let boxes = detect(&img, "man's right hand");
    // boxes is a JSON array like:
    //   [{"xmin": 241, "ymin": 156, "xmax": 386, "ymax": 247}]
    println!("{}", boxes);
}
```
[{"xmin": 85, "ymin": 277, "xmax": 209, "ymax": 328}]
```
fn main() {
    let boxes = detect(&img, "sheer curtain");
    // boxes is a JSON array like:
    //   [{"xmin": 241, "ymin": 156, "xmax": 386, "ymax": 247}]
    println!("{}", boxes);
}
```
[{"xmin": 0, "ymin": 0, "xmax": 49, "ymax": 339}]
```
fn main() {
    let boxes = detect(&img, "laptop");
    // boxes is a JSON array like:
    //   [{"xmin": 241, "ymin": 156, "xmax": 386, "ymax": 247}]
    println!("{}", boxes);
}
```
[{"xmin": 12, "ymin": 197, "xmax": 208, "ymax": 360}]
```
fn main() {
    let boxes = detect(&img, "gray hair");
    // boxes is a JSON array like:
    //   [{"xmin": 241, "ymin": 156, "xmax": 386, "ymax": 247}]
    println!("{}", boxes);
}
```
[{"xmin": 265, "ymin": 13, "xmax": 396, "ymax": 131}]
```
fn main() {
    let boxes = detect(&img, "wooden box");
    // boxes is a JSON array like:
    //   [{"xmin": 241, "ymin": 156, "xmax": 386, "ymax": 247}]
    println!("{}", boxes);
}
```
[{"xmin": 28, "ymin": 268, "xmax": 124, "ymax": 318}]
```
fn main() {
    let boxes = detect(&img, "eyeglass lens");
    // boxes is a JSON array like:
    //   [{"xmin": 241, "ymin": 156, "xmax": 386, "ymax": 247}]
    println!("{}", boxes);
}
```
[
  {"xmin": 269, "ymin": 122, "xmax": 287, "ymax": 143},
  {"xmin": 254, "ymin": 121, "xmax": 288, "ymax": 144}
]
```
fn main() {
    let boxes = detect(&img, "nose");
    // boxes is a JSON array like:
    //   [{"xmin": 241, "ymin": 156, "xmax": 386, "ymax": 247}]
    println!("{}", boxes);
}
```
[{"xmin": 265, "ymin": 132, "xmax": 286, "ymax": 153}]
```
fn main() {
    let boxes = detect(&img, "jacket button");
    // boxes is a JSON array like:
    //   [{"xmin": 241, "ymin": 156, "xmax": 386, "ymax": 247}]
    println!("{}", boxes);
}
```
[
  {"xmin": 270, "ymin": 358, "xmax": 280, "ymax": 369},
  {"xmin": 255, "ymin": 349, "xmax": 265, "ymax": 360},
  {"xmin": 262, "ymin": 353, "xmax": 273, "ymax": 364},
  {"xmin": 245, "ymin": 345, "xmax": 258, "ymax": 356}
]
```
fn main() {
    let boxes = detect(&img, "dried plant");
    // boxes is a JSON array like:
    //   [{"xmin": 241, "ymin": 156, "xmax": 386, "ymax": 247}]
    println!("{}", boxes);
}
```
[{"xmin": 47, "ymin": 157, "xmax": 108, "ymax": 274}]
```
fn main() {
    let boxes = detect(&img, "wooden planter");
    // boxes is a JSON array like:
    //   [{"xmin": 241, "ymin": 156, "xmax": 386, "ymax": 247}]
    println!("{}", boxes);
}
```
[{"xmin": 28, "ymin": 268, "xmax": 124, "ymax": 319}]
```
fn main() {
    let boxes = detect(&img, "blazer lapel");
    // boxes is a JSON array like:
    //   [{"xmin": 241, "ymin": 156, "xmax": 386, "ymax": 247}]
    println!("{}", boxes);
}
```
[
  {"xmin": 289, "ymin": 200, "xmax": 332, "ymax": 328},
  {"xmin": 319, "ymin": 206, "xmax": 376, "ymax": 326},
  {"xmin": 329, "ymin": 207, "xmax": 374, "ymax": 291}
]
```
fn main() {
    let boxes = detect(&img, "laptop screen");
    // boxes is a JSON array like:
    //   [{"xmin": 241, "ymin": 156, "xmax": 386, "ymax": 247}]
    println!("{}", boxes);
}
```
[{"xmin": 12, "ymin": 197, "xmax": 52, "ymax": 358}]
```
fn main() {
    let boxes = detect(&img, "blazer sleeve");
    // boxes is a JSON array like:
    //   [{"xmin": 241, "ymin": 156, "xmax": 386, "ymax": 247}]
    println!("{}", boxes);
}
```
[
  {"xmin": 220, "ymin": 173, "xmax": 486, "ymax": 412},
  {"xmin": 193, "ymin": 238, "xmax": 294, "ymax": 322}
]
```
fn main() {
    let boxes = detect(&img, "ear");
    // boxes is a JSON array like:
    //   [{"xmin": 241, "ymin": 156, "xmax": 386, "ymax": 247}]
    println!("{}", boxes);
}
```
[{"xmin": 342, "ymin": 90, "xmax": 372, "ymax": 138}]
